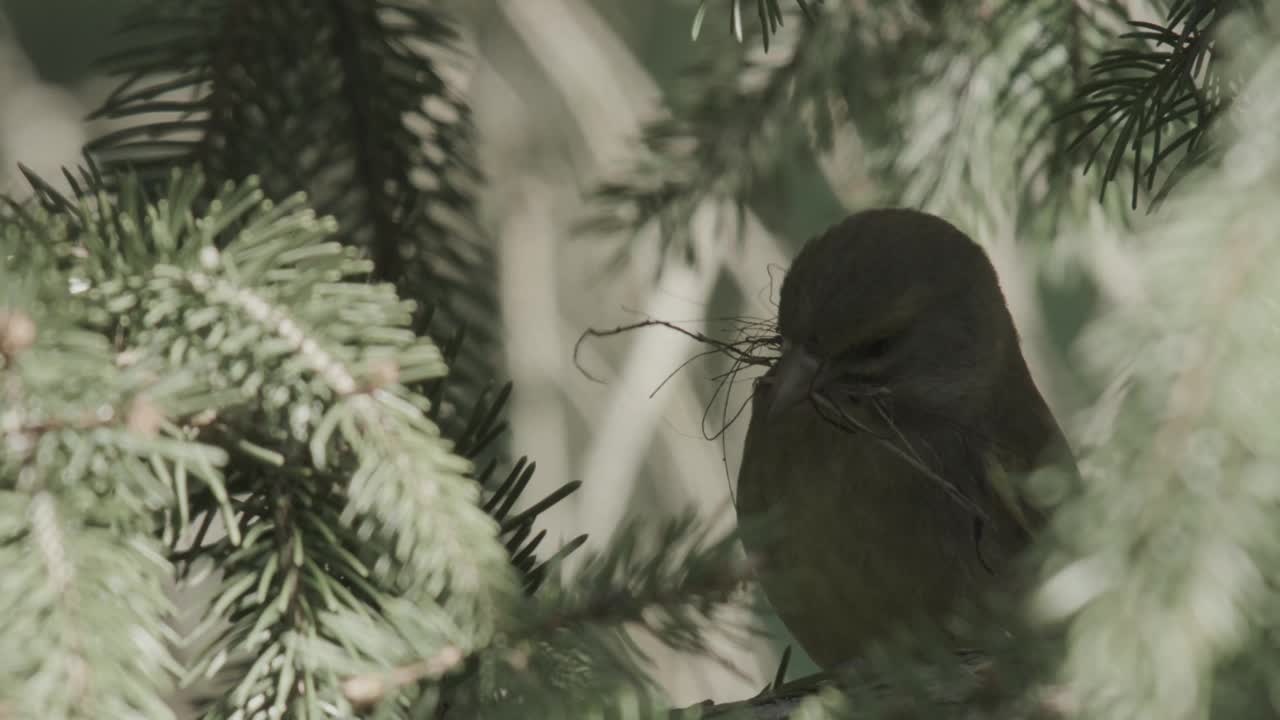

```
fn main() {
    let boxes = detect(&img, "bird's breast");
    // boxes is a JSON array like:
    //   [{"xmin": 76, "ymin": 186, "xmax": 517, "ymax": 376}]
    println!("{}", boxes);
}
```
[{"xmin": 736, "ymin": 397, "xmax": 1007, "ymax": 668}]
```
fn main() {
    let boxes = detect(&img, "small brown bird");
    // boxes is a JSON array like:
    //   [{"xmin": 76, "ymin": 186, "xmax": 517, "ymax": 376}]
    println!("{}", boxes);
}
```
[{"xmin": 737, "ymin": 208, "xmax": 1074, "ymax": 669}]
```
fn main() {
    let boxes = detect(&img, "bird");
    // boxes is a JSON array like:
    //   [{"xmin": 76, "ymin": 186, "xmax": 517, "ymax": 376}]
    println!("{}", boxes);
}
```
[{"xmin": 736, "ymin": 208, "xmax": 1075, "ymax": 670}]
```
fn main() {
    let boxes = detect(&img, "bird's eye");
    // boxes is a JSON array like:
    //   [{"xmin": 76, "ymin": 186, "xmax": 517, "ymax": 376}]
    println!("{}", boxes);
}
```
[
  {"xmin": 831, "ymin": 334, "xmax": 897, "ymax": 381},
  {"xmin": 861, "ymin": 335, "xmax": 894, "ymax": 359}
]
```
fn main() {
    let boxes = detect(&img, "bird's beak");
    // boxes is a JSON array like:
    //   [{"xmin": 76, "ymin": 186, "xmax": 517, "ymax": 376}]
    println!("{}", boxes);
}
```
[{"xmin": 768, "ymin": 344, "xmax": 822, "ymax": 419}]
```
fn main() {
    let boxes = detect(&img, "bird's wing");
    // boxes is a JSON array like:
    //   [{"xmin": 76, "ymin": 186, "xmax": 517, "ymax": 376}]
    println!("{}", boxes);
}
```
[
  {"xmin": 982, "ymin": 451, "xmax": 1044, "ymax": 538},
  {"xmin": 981, "ymin": 384, "xmax": 1078, "ymax": 537}
]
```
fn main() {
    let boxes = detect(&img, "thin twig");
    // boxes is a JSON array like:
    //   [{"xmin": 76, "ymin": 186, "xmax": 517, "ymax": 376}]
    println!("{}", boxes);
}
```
[{"xmin": 341, "ymin": 549, "xmax": 756, "ymax": 707}]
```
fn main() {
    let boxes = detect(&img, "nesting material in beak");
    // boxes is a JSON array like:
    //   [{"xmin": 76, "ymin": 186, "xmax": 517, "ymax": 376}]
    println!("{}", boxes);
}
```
[{"xmin": 768, "ymin": 344, "xmax": 822, "ymax": 419}]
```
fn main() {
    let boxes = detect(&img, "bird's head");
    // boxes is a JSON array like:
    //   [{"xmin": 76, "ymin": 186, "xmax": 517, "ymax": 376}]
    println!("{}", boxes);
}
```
[{"xmin": 766, "ymin": 208, "xmax": 1019, "ymax": 426}]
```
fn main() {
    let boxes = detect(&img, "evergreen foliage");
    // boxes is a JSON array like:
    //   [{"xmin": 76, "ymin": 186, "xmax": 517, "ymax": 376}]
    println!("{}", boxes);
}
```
[
  {"xmin": 3, "ymin": 171, "xmax": 515, "ymax": 717},
  {"xmin": 1060, "ymin": 0, "xmax": 1260, "ymax": 207},
  {"xmin": 4, "ymin": 0, "xmax": 1280, "ymax": 717},
  {"xmin": 1, "ymin": 1, "xmax": 748, "ymax": 717},
  {"xmin": 86, "ymin": 0, "xmax": 498, "ymax": 424},
  {"xmin": 0, "ymin": 169, "xmax": 748, "ymax": 718}
]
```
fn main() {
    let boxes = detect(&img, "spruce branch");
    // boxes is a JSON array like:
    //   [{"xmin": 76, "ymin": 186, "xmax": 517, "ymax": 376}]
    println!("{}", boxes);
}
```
[
  {"xmin": 341, "ymin": 511, "xmax": 756, "ymax": 716},
  {"xmin": 870, "ymin": 0, "xmax": 1133, "ymax": 238},
  {"xmin": 0, "ymin": 215, "xmax": 228, "ymax": 719},
  {"xmin": 5, "ymin": 168, "xmax": 518, "ymax": 718},
  {"xmin": 0, "ymin": 506, "xmax": 182, "ymax": 720},
  {"xmin": 583, "ymin": 3, "xmax": 856, "ymax": 266},
  {"xmin": 587, "ymin": 0, "xmax": 1108, "ymax": 260},
  {"xmin": 87, "ymin": 0, "xmax": 499, "ymax": 415},
  {"xmin": 1059, "ymin": 0, "xmax": 1264, "ymax": 208},
  {"xmin": 592, "ymin": 0, "xmax": 1149, "ymax": 258},
  {"xmin": 1031, "ymin": 15, "xmax": 1280, "ymax": 717},
  {"xmin": 689, "ymin": 0, "xmax": 825, "ymax": 51},
  {"xmin": 687, "ymin": 650, "xmax": 1006, "ymax": 719}
]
